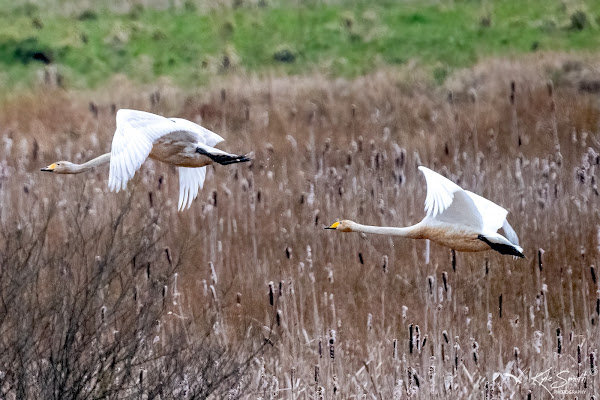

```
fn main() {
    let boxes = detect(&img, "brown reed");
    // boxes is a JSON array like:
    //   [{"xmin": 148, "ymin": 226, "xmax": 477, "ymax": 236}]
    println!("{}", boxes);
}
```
[{"xmin": 1, "ymin": 55, "xmax": 599, "ymax": 398}]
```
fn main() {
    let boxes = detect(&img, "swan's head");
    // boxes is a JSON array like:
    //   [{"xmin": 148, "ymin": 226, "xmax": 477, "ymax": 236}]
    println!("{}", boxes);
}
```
[
  {"xmin": 41, "ymin": 161, "xmax": 77, "ymax": 174},
  {"xmin": 325, "ymin": 220, "xmax": 354, "ymax": 232}
]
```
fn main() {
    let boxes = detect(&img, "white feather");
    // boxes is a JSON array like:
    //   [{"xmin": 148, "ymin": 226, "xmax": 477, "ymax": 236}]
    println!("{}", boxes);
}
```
[
  {"xmin": 501, "ymin": 220, "xmax": 520, "ymax": 247},
  {"xmin": 419, "ymin": 166, "xmax": 483, "ymax": 229},
  {"xmin": 178, "ymin": 167, "xmax": 206, "ymax": 211},
  {"xmin": 465, "ymin": 190, "xmax": 508, "ymax": 233},
  {"xmin": 168, "ymin": 118, "xmax": 224, "ymax": 147}
]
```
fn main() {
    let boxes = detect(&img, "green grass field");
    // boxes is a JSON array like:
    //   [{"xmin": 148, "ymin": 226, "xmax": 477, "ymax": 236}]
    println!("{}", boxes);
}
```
[{"xmin": 0, "ymin": 0, "xmax": 599, "ymax": 89}]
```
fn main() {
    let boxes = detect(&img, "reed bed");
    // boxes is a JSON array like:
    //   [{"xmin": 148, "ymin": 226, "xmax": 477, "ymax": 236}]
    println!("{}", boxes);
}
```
[{"xmin": 1, "ymin": 56, "xmax": 599, "ymax": 398}]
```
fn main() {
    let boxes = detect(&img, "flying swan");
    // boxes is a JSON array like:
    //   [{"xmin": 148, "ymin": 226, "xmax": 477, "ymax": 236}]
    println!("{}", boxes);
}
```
[
  {"xmin": 326, "ymin": 166, "xmax": 524, "ymax": 258},
  {"xmin": 41, "ymin": 109, "xmax": 250, "ymax": 210}
]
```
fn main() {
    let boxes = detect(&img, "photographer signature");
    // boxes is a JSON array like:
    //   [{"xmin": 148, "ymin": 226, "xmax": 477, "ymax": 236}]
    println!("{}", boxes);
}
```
[
  {"xmin": 495, "ymin": 368, "xmax": 587, "ymax": 398},
  {"xmin": 530, "ymin": 368, "xmax": 586, "ymax": 397}
]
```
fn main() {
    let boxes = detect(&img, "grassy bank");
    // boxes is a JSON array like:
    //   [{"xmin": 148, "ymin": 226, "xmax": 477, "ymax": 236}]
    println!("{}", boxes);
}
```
[{"xmin": 0, "ymin": 0, "xmax": 599, "ymax": 89}]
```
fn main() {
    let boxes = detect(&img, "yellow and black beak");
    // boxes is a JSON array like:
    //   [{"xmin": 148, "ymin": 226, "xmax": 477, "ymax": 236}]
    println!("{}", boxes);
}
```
[
  {"xmin": 41, "ymin": 163, "xmax": 56, "ymax": 172},
  {"xmin": 324, "ymin": 222, "xmax": 340, "ymax": 230}
]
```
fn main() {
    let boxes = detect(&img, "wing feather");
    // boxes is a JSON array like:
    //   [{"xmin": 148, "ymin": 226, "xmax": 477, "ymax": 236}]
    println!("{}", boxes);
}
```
[
  {"xmin": 168, "ymin": 118, "xmax": 224, "ymax": 147},
  {"xmin": 419, "ymin": 166, "xmax": 462, "ymax": 218},
  {"xmin": 419, "ymin": 166, "xmax": 464, "ymax": 217},
  {"xmin": 109, "ymin": 109, "xmax": 172, "ymax": 192},
  {"xmin": 501, "ymin": 220, "xmax": 520, "ymax": 246},
  {"xmin": 465, "ymin": 190, "xmax": 508, "ymax": 233},
  {"xmin": 178, "ymin": 167, "xmax": 207, "ymax": 211},
  {"xmin": 418, "ymin": 166, "xmax": 484, "ymax": 229}
]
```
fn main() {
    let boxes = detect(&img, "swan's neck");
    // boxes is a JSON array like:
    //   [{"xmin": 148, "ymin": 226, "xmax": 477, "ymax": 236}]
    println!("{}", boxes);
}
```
[
  {"xmin": 73, "ymin": 153, "xmax": 110, "ymax": 173},
  {"xmin": 350, "ymin": 222, "xmax": 423, "ymax": 239}
]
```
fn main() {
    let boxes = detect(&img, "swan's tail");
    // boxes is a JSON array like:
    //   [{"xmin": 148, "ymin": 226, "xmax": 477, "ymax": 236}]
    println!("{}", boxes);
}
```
[
  {"xmin": 196, "ymin": 146, "xmax": 251, "ymax": 165},
  {"xmin": 211, "ymin": 153, "xmax": 251, "ymax": 165},
  {"xmin": 478, "ymin": 234, "xmax": 525, "ymax": 258}
]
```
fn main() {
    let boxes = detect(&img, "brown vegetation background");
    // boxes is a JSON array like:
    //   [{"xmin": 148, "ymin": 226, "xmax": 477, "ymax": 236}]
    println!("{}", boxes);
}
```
[{"xmin": 1, "ymin": 54, "xmax": 599, "ymax": 398}]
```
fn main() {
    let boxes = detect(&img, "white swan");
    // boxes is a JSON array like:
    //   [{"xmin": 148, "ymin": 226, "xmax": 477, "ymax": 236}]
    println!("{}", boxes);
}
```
[
  {"xmin": 41, "ymin": 109, "xmax": 250, "ymax": 210},
  {"xmin": 326, "ymin": 166, "xmax": 524, "ymax": 258}
]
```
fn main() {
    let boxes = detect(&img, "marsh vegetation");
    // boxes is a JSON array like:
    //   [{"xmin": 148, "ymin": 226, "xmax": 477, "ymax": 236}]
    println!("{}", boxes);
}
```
[{"xmin": 0, "ymin": 52, "xmax": 599, "ymax": 397}]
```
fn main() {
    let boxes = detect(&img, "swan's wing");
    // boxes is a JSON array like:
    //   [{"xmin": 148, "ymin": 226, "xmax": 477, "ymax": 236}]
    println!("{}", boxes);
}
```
[
  {"xmin": 433, "ymin": 190, "xmax": 485, "ymax": 229},
  {"xmin": 108, "ymin": 109, "xmax": 221, "ymax": 192},
  {"xmin": 501, "ymin": 219, "xmax": 520, "ymax": 246},
  {"xmin": 178, "ymin": 166, "xmax": 206, "ymax": 211},
  {"xmin": 465, "ymin": 190, "xmax": 509, "ymax": 234},
  {"xmin": 418, "ymin": 166, "xmax": 484, "ymax": 229},
  {"xmin": 109, "ymin": 110, "xmax": 179, "ymax": 191},
  {"xmin": 419, "ymin": 166, "xmax": 463, "ymax": 217},
  {"xmin": 169, "ymin": 118, "xmax": 224, "ymax": 147}
]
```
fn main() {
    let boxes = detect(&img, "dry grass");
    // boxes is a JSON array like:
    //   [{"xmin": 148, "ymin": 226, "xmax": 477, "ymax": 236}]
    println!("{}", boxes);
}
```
[{"xmin": 1, "ymin": 55, "xmax": 599, "ymax": 398}]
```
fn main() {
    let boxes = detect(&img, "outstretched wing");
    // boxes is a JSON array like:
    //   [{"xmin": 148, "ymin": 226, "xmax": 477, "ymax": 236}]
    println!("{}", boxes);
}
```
[
  {"xmin": 168, "ymin": 118, "xmax": 224, "ymax": 147},
  {"xmin": 108, "ymin": 109, "xmax": 223, "ymax": 192},
  {"xmin": 178, "ymin": 167, "xmax": 207, "ymax": 211},
  {"xmin": 109, "ymin": 110, "xmax": 181, "ymax": 191},
  {"xmin": 418, "ymin": 166, "xmax": 484, "ymax": 229},
  {"xmin": 501, "ymin": 219, "xmax": 520, "ymax": 246},
  {"xmin": 465, "ymin": 190, "xmax": 509, "ymax": 234}
]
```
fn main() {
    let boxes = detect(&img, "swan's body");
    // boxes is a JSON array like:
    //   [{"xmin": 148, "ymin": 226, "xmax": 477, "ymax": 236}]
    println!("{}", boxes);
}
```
[
  {"xmin": 327, "ymin": 166, "xmax": 524, "ymax": 258},
  {"xmin": 41, "ymin": 109, "xmax": 250, "ymax": 210}
]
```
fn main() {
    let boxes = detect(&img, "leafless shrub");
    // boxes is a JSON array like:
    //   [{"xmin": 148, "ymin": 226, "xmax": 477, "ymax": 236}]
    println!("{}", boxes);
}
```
[{"xmin": 0, "ymin": 189, "xmax": 265, "ymax": 399}]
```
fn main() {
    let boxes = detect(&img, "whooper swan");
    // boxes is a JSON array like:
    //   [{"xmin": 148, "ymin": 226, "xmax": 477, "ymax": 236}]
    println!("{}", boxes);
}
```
[
  {"xmin": 326, "ymin": 166, "xmax": 524, "ymax": 258},
  {"xmin": 41, "ymin": 109, "xmax": 250, "ymax": 210}
]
